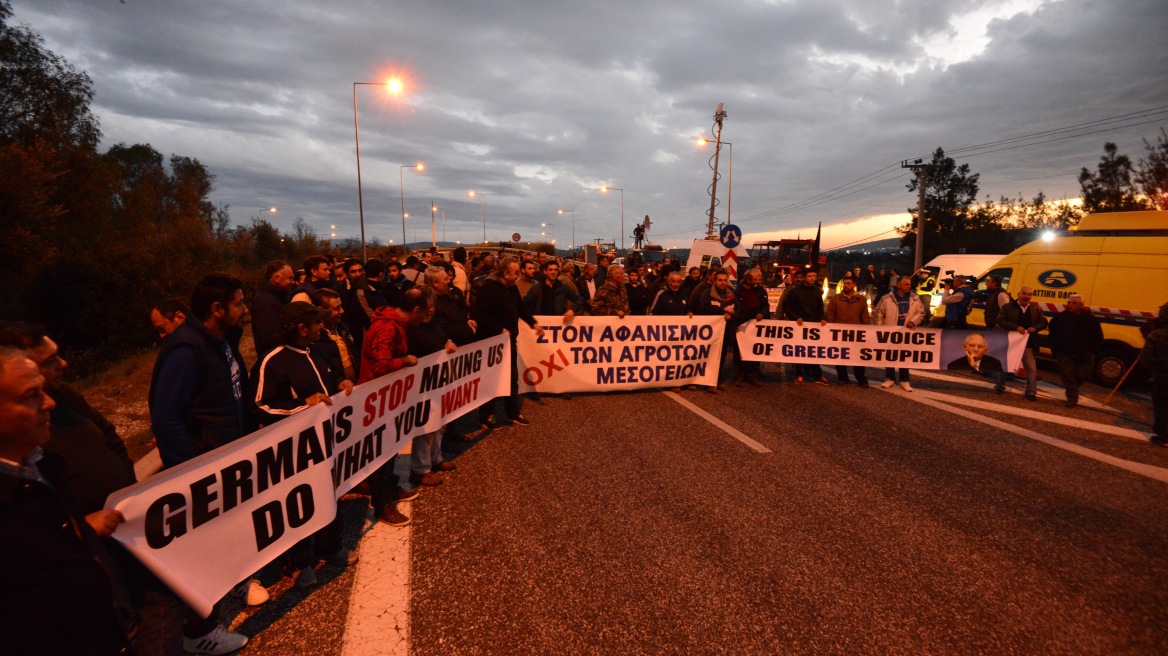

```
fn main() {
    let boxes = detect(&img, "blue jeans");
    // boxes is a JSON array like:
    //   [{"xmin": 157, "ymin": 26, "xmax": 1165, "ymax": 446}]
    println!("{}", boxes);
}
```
[{"xmin": 411, "ymin": 427, "xmax": 445, "ymax": 475}]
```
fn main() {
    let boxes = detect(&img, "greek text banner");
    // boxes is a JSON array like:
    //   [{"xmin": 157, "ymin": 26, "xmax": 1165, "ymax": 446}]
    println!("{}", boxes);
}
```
[
  {"xmin": 736, "ymin": 320, "xmax": 1028, "ymax": 372},
  {"xmin": 517, "ymin": 316, "xmax": 725, "ymax": 392},
  {"xmin": 105, "ymin": 335, "xmax": 510, "ymax": 616}
]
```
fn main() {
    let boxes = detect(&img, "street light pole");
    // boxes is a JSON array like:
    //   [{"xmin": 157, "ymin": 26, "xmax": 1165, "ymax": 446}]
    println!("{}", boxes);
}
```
[
  {"xmin": 400, "ymin": 163, "xmax": 423, "ymax": 248},
  {"xmin": 558, "ymin": 209, "xmax": 575, "ymax": 249},
  {"xmin": 353, "ymin": 80, "xmax": 403, "ymax": 261},
  {"xmin": 469, "ymin": 190, "xmax": 487, "ymax": 243},
  {"xmin": 430, "ymin": 202, "xmax": 437, "ymax": 248},
  {"xmin": 601, "ymin": 187, "xmax": 624, "ymax": 252},
  {"xmin": 698, "ymin": 138, "xmax": 732, "ymax": 226}
]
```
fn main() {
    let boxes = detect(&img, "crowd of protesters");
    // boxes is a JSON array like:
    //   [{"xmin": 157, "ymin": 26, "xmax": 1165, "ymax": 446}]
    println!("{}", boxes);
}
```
[{"xmin": 2, "ymin": 244, "xmax": 1165, "ymax": 655}]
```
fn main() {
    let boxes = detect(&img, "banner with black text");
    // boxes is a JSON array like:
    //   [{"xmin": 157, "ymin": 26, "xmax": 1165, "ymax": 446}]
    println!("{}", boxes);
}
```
[
  {"xmin": 517, "ymin": 315, "xmax": 725, "ymax": 392},
  {"xmin": 105, "ymin": 335, "xmax": 510, "ymax": 616},
  {"xmin": 736, "ymin": 320, "xmax": 1027, "ymax": 372}
]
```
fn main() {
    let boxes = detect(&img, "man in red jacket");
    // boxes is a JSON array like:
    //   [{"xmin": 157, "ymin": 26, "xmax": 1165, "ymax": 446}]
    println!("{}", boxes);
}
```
[{"xmin": 359, "ymin": 288, "xmax": 434, "ymax": 526}]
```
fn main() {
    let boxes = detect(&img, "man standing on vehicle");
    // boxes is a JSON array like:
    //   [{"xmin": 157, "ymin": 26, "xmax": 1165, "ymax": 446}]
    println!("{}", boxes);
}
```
[
  {"xmin": 1047, "ymin": 294, "xmax": 1104, "ymax": 408},
  {"xmin": 996, "ymin": 286, "xmax": 1049, "ymax": 401}
]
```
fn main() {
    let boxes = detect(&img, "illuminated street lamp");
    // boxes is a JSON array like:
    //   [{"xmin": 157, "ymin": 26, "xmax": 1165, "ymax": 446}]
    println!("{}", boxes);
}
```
[
  {"xmin": 400, "ymin": 163, "xmax": 423, "ymax": 246},
  {"xmin": 557, "ymin": 209, "xmax": 575, "ymax": 249},
  {"xmin": 600, "ymin": 186, "xmax": 625, "ymax": 252},
  {"xmin": 469, "ymin": 190, "xmax": 487, "ymax": 243},
  {"xmin": 697, "ymin": 138, "xmax": 733, "ymax": 223},
  {"xmin": 353, "ymin": 78, "xmax": 404, "ymax": 261},
  {"xmin": 541, "ymin": 222, "xmax": 556, "ymax": 246},
  {"xmin": 430, "ymin": 202, "xmax": 438, "ymax": 247}
]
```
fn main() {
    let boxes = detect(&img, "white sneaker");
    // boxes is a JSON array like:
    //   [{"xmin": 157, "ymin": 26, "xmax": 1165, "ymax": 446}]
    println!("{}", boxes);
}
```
[
  {"xmin": 182, "ymin": 625, "xmax": 248, "ymax": 655},
  {"xmin": 230, "ymin": 578, "xmax": 269, "ymax": 606},
  {"xmin": 881, "ymin": 380, "xmax": 895, "ymax": 389},
  {"xmin": 900, "ymin": 382, "xmax": 913, "ymax": 392}
]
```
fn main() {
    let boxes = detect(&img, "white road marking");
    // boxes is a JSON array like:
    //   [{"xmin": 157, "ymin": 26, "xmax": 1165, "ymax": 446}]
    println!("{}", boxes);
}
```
[
  {"xmin": 664, "ymin": 391, "xmax": 772, "ymax": 454},
  {"xmin": 880, "ymin": 387, "xmax": 1168, "ymax": 484},
  {"xmin": 916, "ymin": 389, "xmax": 1153, "ymax": 441},
  {"xmin": 910, "ymin": 369, "xmax": 1108, "ymax": 409},
  {"xmin": 341, "ymin": 510, "xmax": 411, "ymax": 656}
]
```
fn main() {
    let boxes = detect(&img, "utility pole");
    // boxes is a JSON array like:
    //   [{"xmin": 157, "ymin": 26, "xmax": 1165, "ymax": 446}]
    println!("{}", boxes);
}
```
[
  {"xmin": 706, "ymin": 103, "xmax": 727, "ymax": 240},
  {"xmin": 902, "ymin": 159, "xmax": 934, "ymax": 271}
]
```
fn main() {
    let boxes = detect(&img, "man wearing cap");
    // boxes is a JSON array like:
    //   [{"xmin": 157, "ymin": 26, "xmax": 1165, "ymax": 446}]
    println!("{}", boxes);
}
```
[{"xmin": 253, "ymin": 301, "xmax": 357, "ymax": 587}]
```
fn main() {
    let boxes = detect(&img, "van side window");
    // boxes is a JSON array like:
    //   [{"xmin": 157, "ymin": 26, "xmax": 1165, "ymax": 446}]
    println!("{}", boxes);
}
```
[{"xmin": 973, "ymin": 267, "xmax": 1013, "ymax": 301}]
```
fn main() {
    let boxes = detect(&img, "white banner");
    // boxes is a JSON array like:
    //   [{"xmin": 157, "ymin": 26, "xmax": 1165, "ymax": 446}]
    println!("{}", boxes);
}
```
[
  {"xmin": 517, "ymin": 315, "xmax": 726, "ymax": 393},
  {"xmin": 736, "ymin": 320, "xmax": 1028, "ymax": 372},
  {"xmin": 105, "ymin": 335, "xmax": 510, "ymax": 616}
]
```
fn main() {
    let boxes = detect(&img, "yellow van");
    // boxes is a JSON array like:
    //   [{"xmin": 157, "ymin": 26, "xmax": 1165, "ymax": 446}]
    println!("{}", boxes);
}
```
[{"xmin": 968, "ymin": 210, "xmax": 1168, "ymax": 386}]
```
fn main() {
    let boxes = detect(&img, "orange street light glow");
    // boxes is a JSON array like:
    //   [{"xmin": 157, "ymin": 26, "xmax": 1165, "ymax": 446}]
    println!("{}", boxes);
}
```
[
  {"xmin": 415, "ymin": 163, "xmax": 424, "ymax": 171},
  {"xmin": 386, "ymin": 78, "xmax": 403, "ymax": 94}
]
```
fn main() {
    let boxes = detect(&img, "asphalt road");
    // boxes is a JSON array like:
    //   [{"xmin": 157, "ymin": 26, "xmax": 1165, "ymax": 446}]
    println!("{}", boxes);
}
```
[{"xmin": 232, "ymin": 366, "xmax": 1168, "ymax": 655}]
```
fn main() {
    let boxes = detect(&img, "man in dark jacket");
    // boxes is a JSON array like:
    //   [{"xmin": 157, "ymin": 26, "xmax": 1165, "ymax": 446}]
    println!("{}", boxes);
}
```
[
  {"xmin": 253, "ymin": 260, "xmax": 295, "ymax": 358},
  {"xmin": 734, "ymin": 268, "xmax": 772, "ymax": 386},
  {"xmin": 291, "ymin": 254, "xmax": 332, "ymax": 304},
  {"xmin": 312, "ymin": 288, "xmax": 360, "ymax": 383},
  {"xmin": 1048, "ymin": 294, "xmax": 1104, "ymax": 408},
  {"xmin": 996, "ymin": 286, "xmax": 1049, "ymax": 401},
  {"xmin": 524, "ymin": 260, "xmax": 581, "ymax": 318},
  {"xmin": 0, "ymin": 348, "xmax": 135, "ymax": 656},
  {"xmin": 649, "ymin": 272, "xmax": 692, "ymax": 316},
  {"xmin": 782, "ymin": 268, "xmax": 828, "ymax": 384},
  {"xmin": 1142, "ymin": 301, "xmax": 1168, "ymax": 446},
  {"xmin": 824, "ymin": 276, "xmax": 869, "ymax": 386},
  {"xmin": 148, "ymin": 273, "xmax": 254, "ymax": 653},
  {"xmin": 470, "ymin": 257, "xmax": 544, "ymax": 426},
  {"xmin": 625, "ymin": 268, "xmax": 650, "ymax": 316},
  {"xmin": 383, "ymin": 261, "xmax": 416, "ymax": 309}
]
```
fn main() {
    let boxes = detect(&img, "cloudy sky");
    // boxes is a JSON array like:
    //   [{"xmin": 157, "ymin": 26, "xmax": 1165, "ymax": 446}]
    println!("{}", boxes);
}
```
[{"xmin": 12, "ymin": 0, "xmax": 1168, "ymax": 250}]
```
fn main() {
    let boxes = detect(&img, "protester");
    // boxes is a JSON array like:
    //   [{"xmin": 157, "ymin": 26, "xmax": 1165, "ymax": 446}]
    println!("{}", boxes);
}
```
[
  {"xmin": 150, "ymin": 297, "xmax": 190, "ymax": 341},
  {"xmin": 996, "ymin": 286, "xmax": 1048, "ymax": 401},
  {"xmin": 405, "ymin": 284, "xmax": 457, "ymax": 487},
  {"xmin": 1141, "ymin": 302, "xmax": 1168, "ymax": 446},
  {"xmin": 254, "ymin": 301, "xmax": 357, "ymax": 587},
  {"xmin": 873, "ymin": 275, "xmax": 925, "ymax": 392},
  {"xmin": 591, "ymin": 265, "xmax": 630, "ymax": 318},
  {"xmin": 470, "ymin": 257, "xmax": 544, "ymax": 427},
  {"xmin": 625, "ymin": 268, "xmax": 650, "ymax": 316},
  {"xmin": 524, "ymin": 260, "xmax": 581, "ymax": 319},
  {"xmin": 291, "ymin": 255, "xmax": 332, "ymax": 304},
  {"xmin": 782, "ymin": 268, "xmax": 828, "ymax": 385},
  {"xmin": 696, "ymin": 270, "xmax": 738, "ymax": 392},
  {"xmin": 575, "ymin": 263, "xmax": 598, "ymax": 314},
  {"xmin": 0, "ymin": 347, "xmax": 136, "ymax": 656},
  {"xmin": 733, "ymin": 268, "xmax": 770, "ymax": 386},
  {"xmin": 147, "ymin": 273, "xmax": 255, "ymax": 653},
  {"xmin": 983, "ymin": 275, "xmax": 1011, "ymax": 333},
  {"xmin": 252, "ymin": 260, "xmax": 295, "ymax": 357},
  {"xmin": 825, "ymin": 276, "xmax": 870, "ymax": 386},
  {"xmin": 1048, "ymin": 294, "xmax": 1104, "ymax": 408},
  {"xmin": 450, "ymin": 246, "xmax": 470, "ymax": 294},
  {"xmin": 648, "ymin": 271, "xmax": 692, "ymax": 316},
  {"xmin": 311, "ymin": 288, "xmax": 360, "ymax": 383},
  {"xmin": 383, "ymin": 261, "xmax": 416, "ymax": 309},
  {"xmin": 516, "ymin": 259, "xmax": 539, "ymax": 299}
]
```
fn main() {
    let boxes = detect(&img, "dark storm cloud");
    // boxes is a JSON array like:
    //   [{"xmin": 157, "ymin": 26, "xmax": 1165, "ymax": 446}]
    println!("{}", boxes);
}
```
[{"xmin": 11, "ymin": 0, "xmax": 1168, "ymax": 247}]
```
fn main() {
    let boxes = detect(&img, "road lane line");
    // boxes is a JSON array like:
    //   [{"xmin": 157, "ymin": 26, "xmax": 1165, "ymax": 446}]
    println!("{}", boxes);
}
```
[
  {"xmin": 910, "ymin": 370, "xmax": 1108, "ymax": 409},
  {"xmin": 663, "ymin": 391, "xmax": 772, "ymax": 454},
  {"xmin": 881, "ymin": 388, "xmax": 1168, "ymax": 484},
  {"xmin": 917, "ymin": 390, "xmax": 1153, "ymax": 441},
  {"xmin": 341, "ymin": 511, "xmax": 411, "ymax": 656}
]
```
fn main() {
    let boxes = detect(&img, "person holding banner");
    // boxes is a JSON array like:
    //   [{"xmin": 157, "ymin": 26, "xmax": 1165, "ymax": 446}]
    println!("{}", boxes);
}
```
[
  {"xmin": 734, "ymin": 268, "xmax": 771, "ymax": 386},
  {"xmin": 472, "ymin": 257, "xmax": 544, "ymax": 428},
  {"xmin": 696, "ymin": 270, "xmax": 738, "ymax": 392},
  {"xmin": 0, "ymin": 348, "xmax": 137, "ymax": 656},
  {"xmin": 782, "ymin": 268, "xmax": 828, "ymax": 385},
  {"xmin": 408, "ymin": 282, "xmax": 457, "ymax": 487},
  {"xmin": 148, "ymin": 273, "xmax": 256, "ymax": 654},
  {"xmin": 360, "ymin": 289, "xmax": 436, "ymax": 526},
  {"xmin": 873, "ymin": 275, "xmax": 926, "ymax": 392},
  {"xmin": 825, "ymin": 276, "xmax": 871, "ymax": 386},
  {"xmin": 254, "ymin": 301, "xmax": 358, "ymax": 588},
  {"xmin": 995, "ymin": 287, "xmax": 1048, "ymax": 401}
]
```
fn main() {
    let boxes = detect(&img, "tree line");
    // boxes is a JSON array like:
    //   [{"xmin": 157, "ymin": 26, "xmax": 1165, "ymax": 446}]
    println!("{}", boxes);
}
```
[{"xmin": 899, "ymin": 132, "xmax": 1168, "ymax": 261}]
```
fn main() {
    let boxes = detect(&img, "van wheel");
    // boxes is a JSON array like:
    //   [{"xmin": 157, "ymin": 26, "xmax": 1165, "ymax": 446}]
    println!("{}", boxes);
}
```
[{"xmin": 1093, "ymin": 346, "xmax": 1135, "ymax": 388}]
